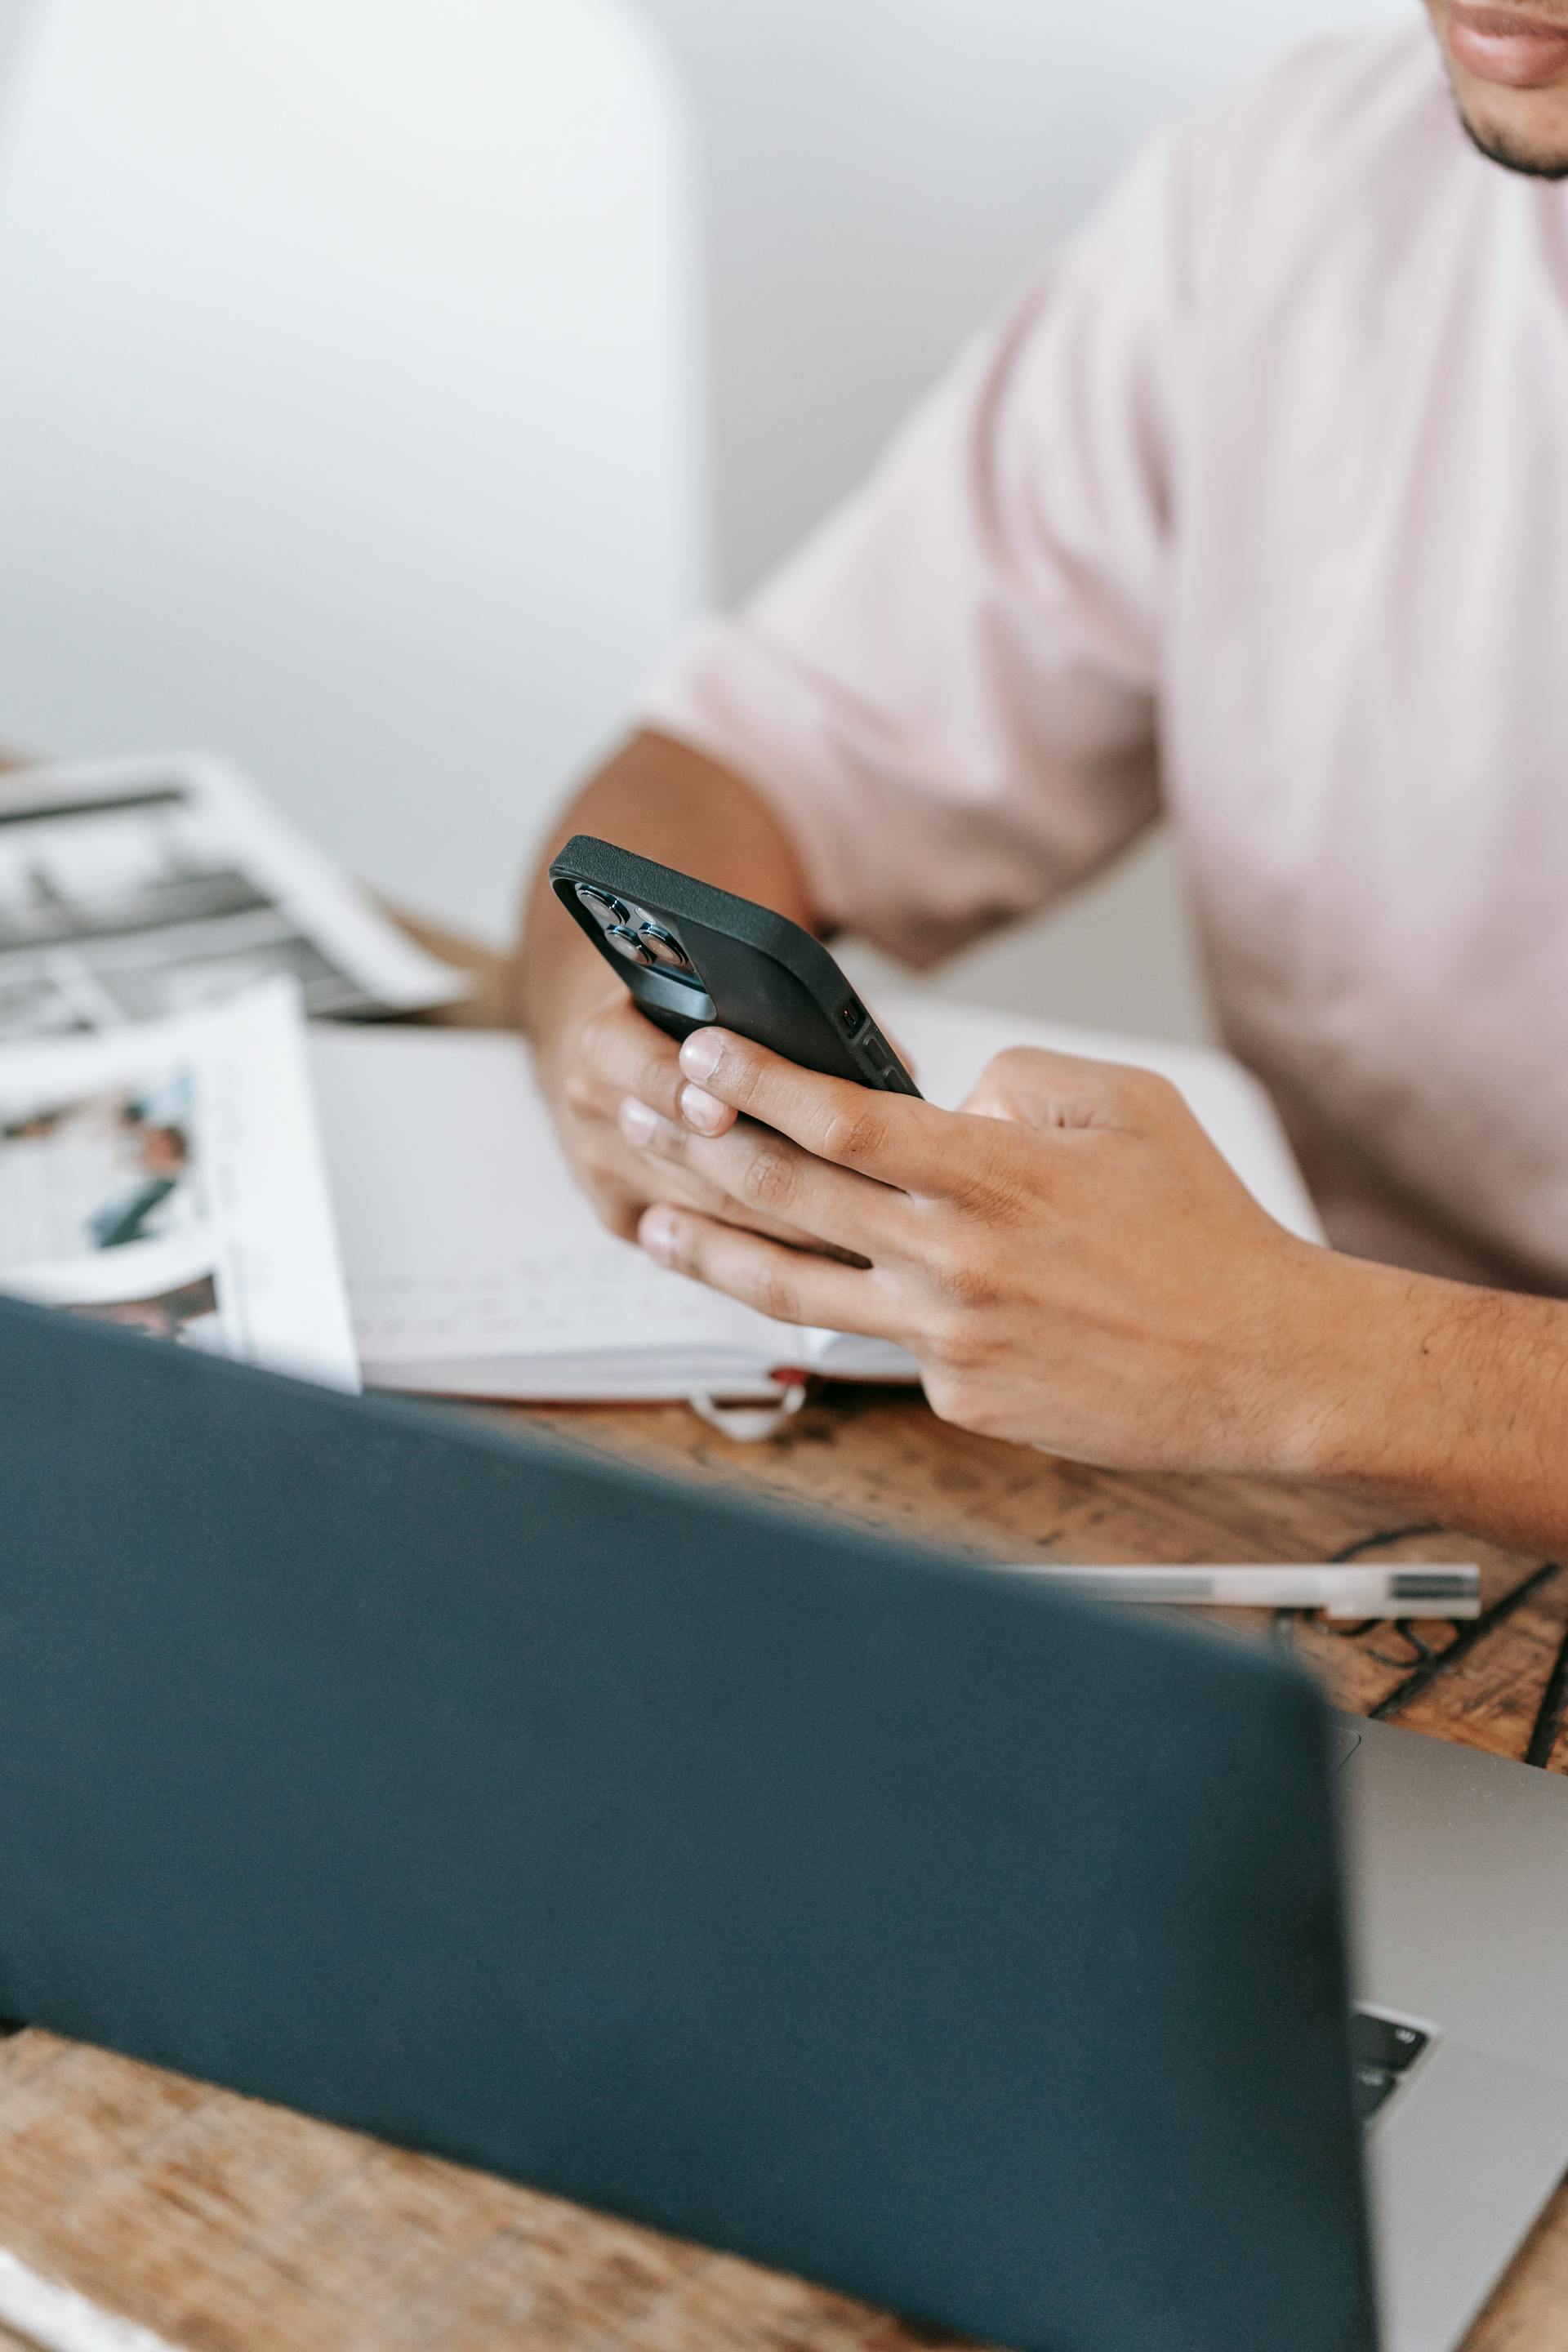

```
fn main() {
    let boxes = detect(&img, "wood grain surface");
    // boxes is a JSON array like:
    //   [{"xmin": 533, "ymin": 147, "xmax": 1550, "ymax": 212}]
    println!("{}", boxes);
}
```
[{"xmin": 3, "ymin": 924, "xmax": 1566, "ymax": 2347}]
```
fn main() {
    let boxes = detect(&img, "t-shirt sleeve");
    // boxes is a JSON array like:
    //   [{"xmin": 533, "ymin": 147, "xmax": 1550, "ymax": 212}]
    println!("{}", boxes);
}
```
[{"xmin": 640, "ymin": 132, "xmax": 1195, "ymax": 966}]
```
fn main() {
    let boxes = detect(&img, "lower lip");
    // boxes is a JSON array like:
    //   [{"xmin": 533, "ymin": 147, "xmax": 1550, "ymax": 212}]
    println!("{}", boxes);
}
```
[{"xmin": 1447, "ymin": 8, "xmax": 1568, "ymax": 85}]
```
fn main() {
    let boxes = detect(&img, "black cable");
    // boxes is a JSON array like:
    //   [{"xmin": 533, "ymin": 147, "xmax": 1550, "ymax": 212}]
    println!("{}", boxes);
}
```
[
  {"xmin": 1369, "ymin": 1619, "xmax": 1437, "ymax": 1671},
  {"xmin": 1369, "ymin": 1561, "xmax": 1561, "ymax": 1722},
  {"xmin": 1525, "ymin": 1617, "xmax": 1568, "ymax": 1771}
]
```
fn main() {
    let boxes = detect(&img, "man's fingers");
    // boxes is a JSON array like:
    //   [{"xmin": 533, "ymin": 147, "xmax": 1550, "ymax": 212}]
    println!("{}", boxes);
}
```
[
  {"xmin": 621, "ymin": 1096, "xmax": 898, "ymax": 1256},
  {"xmin": 577, "ymin": 999, "xmax": 737, "ymax": 1133},
  {"xmin": 598, "ymin": 1115, "xmax": 824, "ymax": 1242},
  {"xmin": 675, "ymin": 1029, "xmax": 961, "ymax": 1192},
  {"xmin": 639, "ymin": 1205, "xmax": 902, "ymax": 1337},
  {"xmin": 614, "ymin": 1102, "xmax": 860, "ymax": 1252}
]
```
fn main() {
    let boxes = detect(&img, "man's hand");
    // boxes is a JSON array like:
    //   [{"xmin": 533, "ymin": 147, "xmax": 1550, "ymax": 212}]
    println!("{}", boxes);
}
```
[
  {"xmin": 536, "ymin": 988, "xmax": 844, "ymax": 1255},
  {"xmin": 621, "ymin": 1024, "xmax": 1347, "ymax": 1473},
  {"xmin": 514, "ymin": 728, "xmax": 835, "ymax": 1250},
  {"xmin": 623, "ymin": 1027, "xmax": 1568, "ymax": 1553},
  {"xmin": 535, "ymin": 987, "xmax": 736, "ymax": 1241}
]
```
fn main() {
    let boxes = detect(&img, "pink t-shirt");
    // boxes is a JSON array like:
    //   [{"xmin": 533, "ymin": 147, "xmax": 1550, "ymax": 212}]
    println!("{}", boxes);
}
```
[{"xmin": 644, "ymin": 30, "xmax": 1568, "ymax": 1294}]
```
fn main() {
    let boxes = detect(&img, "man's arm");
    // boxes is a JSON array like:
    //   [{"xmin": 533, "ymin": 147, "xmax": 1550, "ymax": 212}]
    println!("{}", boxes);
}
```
[
  {"xmin": 513, "ymin": 122, "xmax": 1200, "ymax": 1240},
  {"xmin": 513, "ymin": 728, "xmax": 819, "ymax": 1240},
  {"xmin": 610, "ymin": 1024, "xmax": 1568, "ymax": 1553},
  {"xmin": 1299, "ymin": 1257, "xmax": 1568, "ymax": 1554}
]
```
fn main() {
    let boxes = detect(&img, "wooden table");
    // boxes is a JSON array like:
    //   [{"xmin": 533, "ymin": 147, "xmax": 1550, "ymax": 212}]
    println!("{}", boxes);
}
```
[{"xmin": 3, "ymin": 935, "xmax": 1567, "ymax": 2350}]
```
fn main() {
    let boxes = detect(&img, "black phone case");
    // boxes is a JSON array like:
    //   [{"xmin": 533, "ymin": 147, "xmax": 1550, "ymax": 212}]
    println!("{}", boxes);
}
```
[{"xmin": 549, "ymin": 836, "xmax": 922, "ymax": 1095}]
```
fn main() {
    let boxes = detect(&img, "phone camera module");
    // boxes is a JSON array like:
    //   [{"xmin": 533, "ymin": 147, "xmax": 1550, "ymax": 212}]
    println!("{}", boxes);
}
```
[
  {"xmin": 574, "ymin": 883, "xmax": 706, "ymax": 989},
  {"xmin": 575, "ymin": 885, "xmax": 654, "ymax": 966}
]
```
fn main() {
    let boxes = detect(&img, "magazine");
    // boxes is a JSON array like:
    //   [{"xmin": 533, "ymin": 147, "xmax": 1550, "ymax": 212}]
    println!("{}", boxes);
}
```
[
  {"xmin": 0, "ymin": 752, "xmax": 466, "ymax": 1039},
  {"xmin": 0, "ymin": 978, "xmax": 359, "ymax": 1387}
]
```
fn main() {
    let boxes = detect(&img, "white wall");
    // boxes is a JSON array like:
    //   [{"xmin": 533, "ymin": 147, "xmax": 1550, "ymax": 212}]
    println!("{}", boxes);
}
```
[
  {"xmin": 0, "ymin": 0, "xmax": 26, "ymax": 70},
  {"xmin": 0, "ymin": 0, "xmax": 706, "ymax": 938},
  {"xmin": 0, "ymin": 0, "xmax": 1415, "ymax": 1034}
]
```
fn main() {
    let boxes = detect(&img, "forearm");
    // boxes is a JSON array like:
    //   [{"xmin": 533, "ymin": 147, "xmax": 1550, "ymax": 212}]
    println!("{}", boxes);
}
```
[
  {"xmin": 514, "ymin": 729, "xmax": 816, "ymax": 1062},
  {"xmin": 1285, "ymin": 1251, "xmax": 1568, "ymax": 1552}
]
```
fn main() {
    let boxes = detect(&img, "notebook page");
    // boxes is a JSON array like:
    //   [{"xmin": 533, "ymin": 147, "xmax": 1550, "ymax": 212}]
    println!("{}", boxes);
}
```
[{"xmin": 308, "ymin": 1027, "xmax": 800, "ymax": 1384}]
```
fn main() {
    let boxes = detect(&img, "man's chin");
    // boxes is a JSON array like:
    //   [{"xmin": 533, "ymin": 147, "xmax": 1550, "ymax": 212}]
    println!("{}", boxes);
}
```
[
  {"xmin": 1444, "ymin": 56, "xmax": 1568, "ymax": 178},
  {"xmin": 1455, "ymin": 100, "xmax": 1568, "ymax": 174}
]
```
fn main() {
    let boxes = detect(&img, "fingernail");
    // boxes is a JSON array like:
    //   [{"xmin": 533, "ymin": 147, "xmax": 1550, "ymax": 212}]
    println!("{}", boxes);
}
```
[
  {"xmin": 618, "ymin": 1097, "xmax": 659, "ymax": 1144},
  {"xmin": 679, "ymin": 1030, "xmax": 722, "ymax": 1084},
  {"xmin": 639, "ymin": 1204, "xmax": 678, "ymax": 1264},
  {"xmin": 679, "ymin": 1083, "xmax": 726, "ymax": 1134}
]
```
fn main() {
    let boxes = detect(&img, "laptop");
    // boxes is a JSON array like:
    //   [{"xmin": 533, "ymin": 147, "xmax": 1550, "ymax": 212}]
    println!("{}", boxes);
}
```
[{"xmin": 1, "ymin": 1297, "xmax": 1565, "ymax": 2352}]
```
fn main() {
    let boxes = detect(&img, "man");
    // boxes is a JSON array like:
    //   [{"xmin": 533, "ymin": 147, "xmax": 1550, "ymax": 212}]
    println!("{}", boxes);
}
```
[{"xmin": 517, "ymin": 2, "xmax": 1568, "ymax": 1551}]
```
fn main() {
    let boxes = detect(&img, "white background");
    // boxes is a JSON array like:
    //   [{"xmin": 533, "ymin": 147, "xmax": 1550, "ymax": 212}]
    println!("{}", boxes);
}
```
[{"xmin": 0, "ymin": 0, "xmax": 1416, "ymax": 1035}]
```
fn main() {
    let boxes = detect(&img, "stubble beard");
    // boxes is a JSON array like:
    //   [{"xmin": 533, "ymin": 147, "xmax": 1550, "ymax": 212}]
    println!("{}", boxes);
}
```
[{"xmin": 1454, "ymin": 100, "xmax": 1568, "ymax": 175}]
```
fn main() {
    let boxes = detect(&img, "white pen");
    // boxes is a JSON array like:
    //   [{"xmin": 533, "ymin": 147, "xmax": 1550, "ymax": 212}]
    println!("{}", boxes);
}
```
[{"xmin": 990, "ymin": 1563, "xmax": 1482, "ymax": 1619}]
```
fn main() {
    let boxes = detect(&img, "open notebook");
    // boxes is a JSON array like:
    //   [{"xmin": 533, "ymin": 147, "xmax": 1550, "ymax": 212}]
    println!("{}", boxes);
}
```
[{"xmin": 309, "ymin": 996, "xmax": 1325, "ymax": 1406}]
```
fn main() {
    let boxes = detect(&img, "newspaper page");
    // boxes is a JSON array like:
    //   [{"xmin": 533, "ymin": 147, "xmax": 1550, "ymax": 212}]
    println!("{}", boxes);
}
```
[
  {"xmin": 0, "ymin": 752, "xmax": 466, "ymax": 1038},
  {"xmin": 0, "ymin": 978, "xmax": 359, "ymax": 1387}
]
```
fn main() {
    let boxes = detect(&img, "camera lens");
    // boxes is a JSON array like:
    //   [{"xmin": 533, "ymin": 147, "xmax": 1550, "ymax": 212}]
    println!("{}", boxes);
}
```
[
  {"xmin": 605, "ymin": 923, "xmax": 655, "ymax": 965},
  {"xmin": 637, "ymin": 922, "xmax": 695, "ymax": 973},
  {"xmin": 572, "ymin": 883, "xmax": 629, "ymax": 924}
]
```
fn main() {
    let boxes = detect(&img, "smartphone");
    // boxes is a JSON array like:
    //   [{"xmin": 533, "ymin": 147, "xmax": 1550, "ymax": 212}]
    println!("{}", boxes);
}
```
[{"xmin": 549, "ymin": 836, "xmax": 921, "ymax": 1095}]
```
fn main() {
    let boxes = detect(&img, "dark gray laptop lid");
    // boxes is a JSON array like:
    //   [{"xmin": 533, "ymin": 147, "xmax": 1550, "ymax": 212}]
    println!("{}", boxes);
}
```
[{"xmin": 0, "ymin": 1298, "xmax": 1374, "ymax": 2350}]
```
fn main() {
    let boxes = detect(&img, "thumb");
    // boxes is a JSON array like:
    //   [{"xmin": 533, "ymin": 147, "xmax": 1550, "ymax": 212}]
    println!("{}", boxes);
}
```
[{"xmin": 960, "ymin": 1045, "xmax": 1149, "ymax": 1132}]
